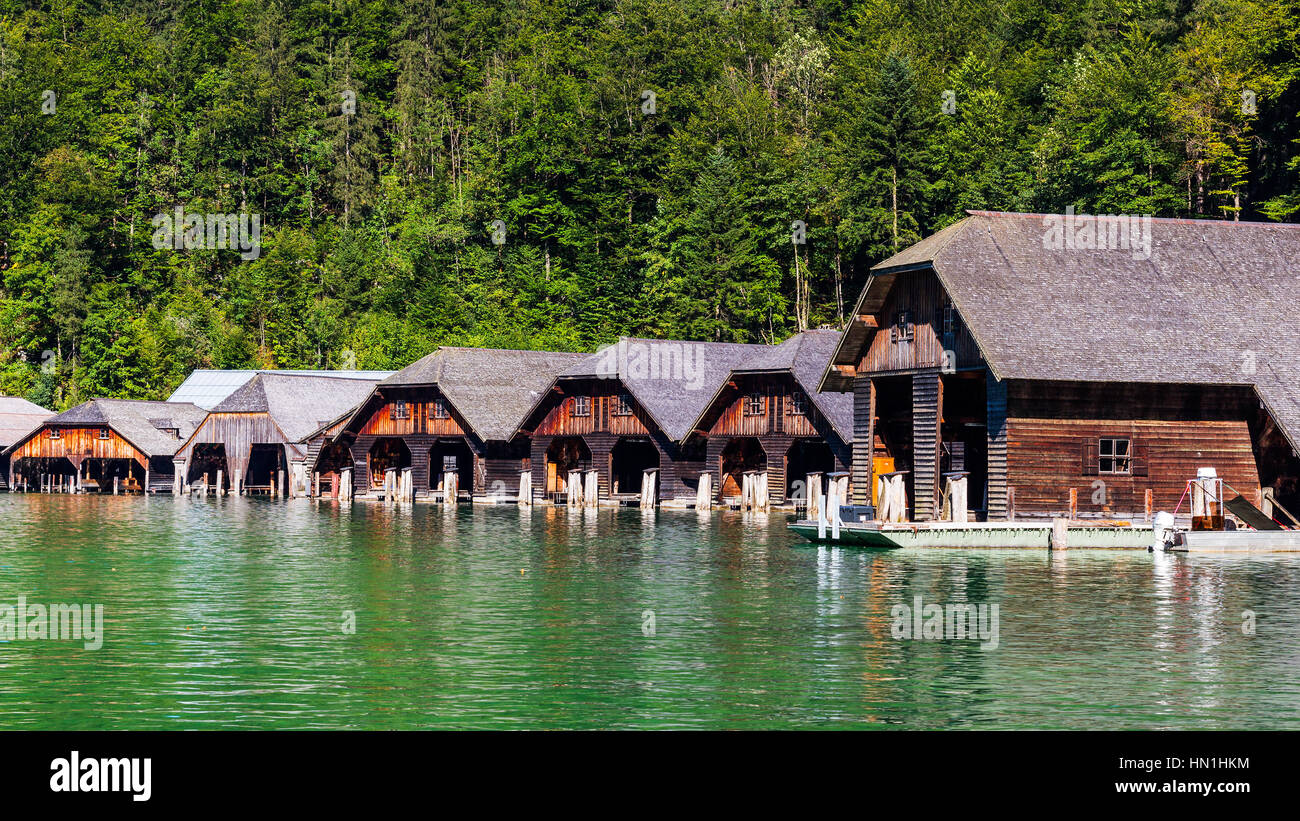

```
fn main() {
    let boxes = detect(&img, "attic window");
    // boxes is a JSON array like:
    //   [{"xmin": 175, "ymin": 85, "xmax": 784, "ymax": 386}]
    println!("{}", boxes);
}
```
[
  {"xmin": 891, "ymin": 311, "xmax": 914, "ymax": 343},
  {"xmin": 611, "ymin": 394, "xmax": 633, "ymax": 416},
  {"xmin": 431, "ymin": 398, "xmax": 450, "ymax": 419},
  {"xmin": 942, "ymin": 304, "xmax": 957, "ymax": 337},
  {"xmin": 98, "ymin": 428, "xmax": 111, "ymax": 440},
  {"xmin": 390, "ymin": 400, "xmax": 410, "ymax": 420},
  {"xmin": 1099, "ymin": 438, "xmax": 1131, "ymax": 474},
  {"xmin": 48, "ymin": 429, "xmax": 61, "ymax": 440},
  {"xmin": 744, "ymin": 392, "xmax": 765, "ymax": 415},
  {"xmin": 788, "ymin": 391, "xmax": 808, "ymax": 415},
  {"xmin": 572, "ymin": 396, "xmax": 591, "ymax": 417}
]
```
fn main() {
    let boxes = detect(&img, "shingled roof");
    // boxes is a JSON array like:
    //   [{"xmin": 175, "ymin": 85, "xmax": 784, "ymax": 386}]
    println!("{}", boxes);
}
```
[
  {"xmin": 822, "ymin": 210, "xmax": 1300, "ymax": 450},
  {"xmin": 5, "ymin": 399, "xmax": 207, "ymax": 457},
  {"xmin": 0, "ymin": 396, "xmax": 53, "ymax": 448},
  {"xmin": 551, "ymin": 338, "xmax": 768, "ymax": 441},
  {"xmin": 212, "ymin": 373, "xmax": 382, "ymax": 443},
  {"xmin": 378, "ymin": 347, "xmax": 588, "ymax": 441}
]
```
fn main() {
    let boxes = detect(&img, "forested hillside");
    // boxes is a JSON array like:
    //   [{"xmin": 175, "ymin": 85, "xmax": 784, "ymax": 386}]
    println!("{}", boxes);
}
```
[{"xmin": 1, "ymin": 0, "xmax": 1297, "ymax": 409}]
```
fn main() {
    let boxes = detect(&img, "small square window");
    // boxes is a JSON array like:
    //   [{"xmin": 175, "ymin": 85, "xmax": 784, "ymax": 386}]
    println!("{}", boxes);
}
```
[
  {"xmin": 98, "ymin": 428, "xmax": 111, "ymax": 440},
  {"xmin": 891, "ymin": 311, "xmax": 914, "ymax": 343},
  {"xmin": 442, "ymin": 455, "xmax": 458, "ymax": 472},
  {"xmin": 390, "ymin": 400, "xmax": 410, "ymax": 420},
  {"xmin": 48, "ymin": 429, "xmax": 61, "ymax": 440},
  {"xmin": 431, "ymin": 399, "xmax": 450, "ymax": 419},
  {"xmin": 611, "ymin": 394, "xmax": 633, "ymax": 416},
  {"xmin": 572, "ymin": 396, "xmax": 591, "ymax": 417},
  {"xmin": 743, "ymin": 392, "xmax": 764, "ymax": 415},
  {"xmin": 788, "ymin": 391, "xmax": 808, "ymax": 415},
  {"xmin": 1099, "ymin": 438, "xmax": 1131, "ymax": 474}
]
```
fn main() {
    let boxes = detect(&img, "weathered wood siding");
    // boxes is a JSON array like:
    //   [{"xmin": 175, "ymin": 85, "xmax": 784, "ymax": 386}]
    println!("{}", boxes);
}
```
[
  {"xmin": 851, "ymin": 375, "xmax": 874, "ymax": 505},
  {"xmin": 10, "ymin": 427, "xmax": 150, "ymax": 467},
  {"xmin": 858, "ymin": 269, "xmax": 982, "ymax": 374},
  {"xmin": 986, "ymin": 372, "xmax": 1009, "ymax": 519},
  {"xmin": 911, "ymin": 372, "xmax": 942, "ymax": 520},
  {"xmin": 1005, "ymin": 381, "xmax": 1261, "ymax": 516},
  {"xmin": 355, "ymin": 391, "xmax": 467, "ymax": 437},
  {"xmin": 179, "ymin": 411, "xmax": 285, "ymax": 476}
]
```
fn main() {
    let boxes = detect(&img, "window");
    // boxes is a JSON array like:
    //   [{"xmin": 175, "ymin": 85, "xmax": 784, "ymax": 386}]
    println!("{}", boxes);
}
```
[
  {"xmin": 431, "ymin": 398, "xmax": 450, "ymax": 419},
  {"xmin": 611, "ymin": 394, "xmax": 634, "ymax": 416},
  {"xmin": 48, "ymin": 429, "xmax": 61, "ymax": 440},
  {"xmin": 788, "ymin": 391, "xmax": 808, "ymax": 415},
  {"xmin": 743, "ymin": 392, "xmax": 764, "ymax": 416},
  {"xmin": 942, "ymin": 304, "xmax": 957, "ymax": 337},
  {"xmin": 891, "ymin": 311, "xmax": 914, "ymax": 343},
  {"xmin": 390, "ymin": 400, "xmax": 410, "ymax": 420},
  {"xmin": 572, "ymin": 396, "xmax": 591, "ymax": 417},
  {"xmin": 1099, "ymin": 438, "xmax": 1131, "ymax": 474},
  {"xmin": 98, "ymin": 428, "xmax": 111, "ymax": 440},
  {"xmin": 442, "ymin": 455, "xmax": 458, "ymax": 472}
]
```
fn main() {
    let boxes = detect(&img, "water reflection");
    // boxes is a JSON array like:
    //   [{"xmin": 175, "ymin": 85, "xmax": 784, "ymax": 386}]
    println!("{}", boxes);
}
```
[{"xmin": 0, "ymin": 494, "xmax": 1297, "ymax": 729}]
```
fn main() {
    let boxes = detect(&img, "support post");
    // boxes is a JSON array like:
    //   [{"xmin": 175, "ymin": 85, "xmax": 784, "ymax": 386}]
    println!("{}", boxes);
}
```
[
  {"xmin": 695, "ymin": 472, "xmax": 711, "ymax": 510},
  {"xmin": 518, "ymin": 471, "xmax": 532, "ymax": 505}
]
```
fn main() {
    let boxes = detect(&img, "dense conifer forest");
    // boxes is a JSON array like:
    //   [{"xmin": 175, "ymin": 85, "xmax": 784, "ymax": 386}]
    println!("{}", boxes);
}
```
[{"xmin": 1, "ymin": 0, "xmax": 1296, "ymax": 408}]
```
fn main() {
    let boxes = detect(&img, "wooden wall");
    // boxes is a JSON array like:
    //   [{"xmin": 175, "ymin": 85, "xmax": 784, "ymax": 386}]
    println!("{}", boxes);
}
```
[
  {"xmin": 858, "ymin": 269, "xmax": 982, "ymax": 374},
  {"xmin": 1006, "ymin": 381, "xmax": 1262, "ymax": 516},
  {"xmin": 353, "ymin": 388, "xmax": 467, "ymax": 437},
  {"xmin": 179, "ymin": 412, "xmax": 285, "ymax": 477},
  {"xmin": 10, "ymin": 426, "xmax": 149, "ymax": 468},
  {"xmin": 532, "ymin": 381, "xmax": 654, "ymax": 438}
]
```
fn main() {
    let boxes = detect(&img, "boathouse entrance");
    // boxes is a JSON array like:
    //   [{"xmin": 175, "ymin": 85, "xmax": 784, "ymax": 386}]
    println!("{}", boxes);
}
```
[
  {"xmin": 785, "ymin": 439, "xmax": 835, "ymax": 501},
  {"xmin": 314, "ymin": 441, "xmax": 354, "ymax": 498},
  {"xmin": 545, "ymin": 437, "xmax": 591, "ymax": 494},
  {"xmin": 430, "ymin": 439, "xmax": 475, "ymax": 497},
  {"xmin": 368, "ymin": 437, "xmax": 411, "ymax": 490},
  {"xmin": 719, "ymin": 437, "xmax": 766, "ymax": 499},
  {"xmin": 187, "ymin": 443, "xmax": 231, "ymax": 492},
  {"xmin": 245, "ymin": 443, "xmax": 289, "ymax": 494},
  {"xmin": 610, "ymin": 437, "xmax": 659, "ymax": 496}
]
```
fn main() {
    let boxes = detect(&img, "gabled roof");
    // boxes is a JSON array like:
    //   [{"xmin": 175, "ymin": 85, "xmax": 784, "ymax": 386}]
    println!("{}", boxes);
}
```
[
  {"xmin": 4, "ymin": 399, "xmax": 207, "ymax": 457},
  {"xmin": 0, "ymin": 396, "xmax": 53, "ymax": 448},
  {"xmin": 211, "ymin": 373, "xmax": 382, "ymax": 443},
  {"xmin": 821, "ymin": 209, "xmax": 1300, "ymax": 450},
  {"xmin": 377, "ymin": 347, "xmax": 588, "ymax": 441},
  {"xmin": 550, "ymin": 338, "xmax": 769, "ymax": 441},
  {"xmin": 168, "ymin": 368, "xmax": 395, "ymax": 409},
  {"xmin": 690, "ymin": 329, "xmax": 853, "ymax": 440}
]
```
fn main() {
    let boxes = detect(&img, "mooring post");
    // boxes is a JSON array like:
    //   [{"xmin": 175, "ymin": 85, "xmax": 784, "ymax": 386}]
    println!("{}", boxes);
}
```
[
  {"xmin": 1051, "ymin": 517, "xmax": 1069, "ymax": 550},
  {"xmin": 216, "ymin": 469, "xmax": 224, "ymax": 496},
  {"xmin": 1068, "ymin": 487, "xmax": 1078, "ymax": 520}
]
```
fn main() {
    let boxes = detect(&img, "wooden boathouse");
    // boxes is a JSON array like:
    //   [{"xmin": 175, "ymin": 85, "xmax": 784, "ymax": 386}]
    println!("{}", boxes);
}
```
[
  {"xmin": 821, "ymin": 210, "xmax": 1300, "ymax": 522},
  {"xmin": 332, "ymin": 347, "xmax": 587, "ymax": 500},
  {"xmin": 174, "ymin": 372, "xmax": 382, "ymax": 495},
  {"xmin": 519, "ymin": 338, "xmax": 765, "ymax": 504},
  {"xmin": 0, "ymin": 396, "xmax": 53, "ymax": 491},
  {"xmin": 687, "ymin": 329, "xmax": 853, "ymax": 507},
  {"xmin": 3, "ymin": 399, "xmax": 207, "ymax": 493}
]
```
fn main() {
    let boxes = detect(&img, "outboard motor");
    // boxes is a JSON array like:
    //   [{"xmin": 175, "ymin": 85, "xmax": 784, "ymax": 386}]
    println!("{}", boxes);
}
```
[{"xmin": 1151, "ymin": 511, "xmax": 1176, "ymax": 552}]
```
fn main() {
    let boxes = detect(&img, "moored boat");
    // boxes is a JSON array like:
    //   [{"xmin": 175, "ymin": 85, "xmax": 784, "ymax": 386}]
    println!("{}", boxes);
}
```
[{"xmin": 787, "ymin": 518, "xmax": 1151, "ymax": 549}]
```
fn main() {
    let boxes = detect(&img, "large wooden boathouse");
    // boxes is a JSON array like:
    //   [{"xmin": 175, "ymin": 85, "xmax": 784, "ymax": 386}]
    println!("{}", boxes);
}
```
[
  {"xmin": 332, "ymin": 347, "xmax": 587, "ymax": 500},
  {"xmin": 687, "ymin": 329, "xmax": 853, "ymax": 506},
  {"xmin": 519, "ymin": 338, "xmax": 765, "ymax": 504},
  {"xmin": 822, "ymin": 210, "xmax": 1300, "ymax": 522},
  {"xmin": 4, "ymin": 399, "xmax": 207, "ymax": 493},
  {"xmin": 174, "ymin": 372, "xmax": 382, "ymax": 495}
]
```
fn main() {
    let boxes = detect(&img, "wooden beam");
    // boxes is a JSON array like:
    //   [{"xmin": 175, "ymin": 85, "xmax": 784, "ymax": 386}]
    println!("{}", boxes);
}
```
[
  {"xmin": 834, "ymin": 364, "xmax": 857, "ymax": 377},
  {"xmin": 855, "ymin": 314, "xmax": 879, "ymax": 329}
]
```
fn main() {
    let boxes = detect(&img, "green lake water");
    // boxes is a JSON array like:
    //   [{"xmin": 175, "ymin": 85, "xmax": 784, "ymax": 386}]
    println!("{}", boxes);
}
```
[{"xmin": 1, "ymin": 493, "xmax": 1297, "ymax": 730}]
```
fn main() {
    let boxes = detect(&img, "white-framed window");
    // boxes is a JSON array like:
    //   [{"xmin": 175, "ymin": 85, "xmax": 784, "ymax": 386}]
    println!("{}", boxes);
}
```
[
  {"xmin": 743, "ymin": 392, "xmax": 764, "ymax": 415},
  {"xmin": 571, "ymin": 396, "xmax": 591, "ymax": 417}
]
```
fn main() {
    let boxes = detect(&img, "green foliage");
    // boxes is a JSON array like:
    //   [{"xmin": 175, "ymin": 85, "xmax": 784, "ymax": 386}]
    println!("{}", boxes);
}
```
[{"xmin": 0, "ymin": 0, "xmax": 1297, "ymax": 409}]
